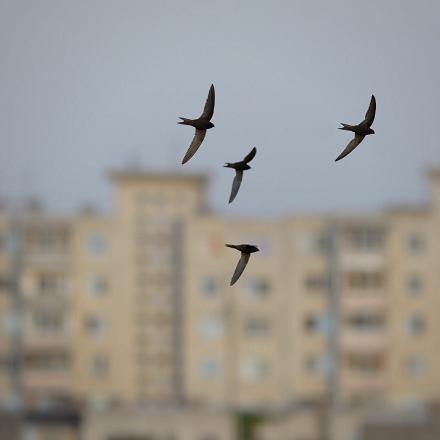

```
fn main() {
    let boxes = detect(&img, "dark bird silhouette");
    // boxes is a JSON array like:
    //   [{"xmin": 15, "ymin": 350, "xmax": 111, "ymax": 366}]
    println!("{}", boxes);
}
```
[
  {"xmin": 225, "ymin": 244, "xmax": 259, "ymax": 286},
  {"xmin": 335, "ymin": 95, "xmax": 376, "ymax": 162},
  {"xmin": 179, "ymin": 84, "xmax": 215, "ymax": 164},
  {"xmin": 224, "ymin": 147, "xmax": 257, "ymax": 203}
]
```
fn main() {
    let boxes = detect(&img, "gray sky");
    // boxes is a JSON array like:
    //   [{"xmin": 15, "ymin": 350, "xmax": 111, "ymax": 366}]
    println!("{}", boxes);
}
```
[{"xmin": 0, "ymin": 0, "xmax": 439, "ymax": 216}]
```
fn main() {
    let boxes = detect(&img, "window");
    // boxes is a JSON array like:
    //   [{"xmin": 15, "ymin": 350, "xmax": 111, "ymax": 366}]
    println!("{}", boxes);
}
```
[
  {"xmin": 346, "ymin": 226, "xmax": 384, "ymax": 251},
  {"xmin": 406, "ymin": 274, "xmax": 424, "ymax": 295},
  {"xmin": 244, "ymin": 318, "xmax": 271, "ymax": 337},
  {"xmin": 84, "ymin": 315, "xmax": 107, "ymax": 336},
  {"xmin": 240, "ymin": 358, "xmax": 271, "ymax": 381},
  {"xmin": 300, "ymin": 232, "xmax": 329, "ymax": 255},
  {"xmin": 347, "ymin": 271, "xmax": 383, "ymax": 289},
  {"xmin": 303, "ymin": 314, "xmax": 325, "ymax": 334},
  {"xmin": 0, "ymin": 276, "xmax": 11, "ymax": 289},
  {"xmin": 406, "ymin": 354, "xmax": 426, "ymax": 377},
  {"xmin": 346, "ymin": 353, "xmax": 383, "ymax": 373},
  {"xmin": 247, "ymin": 279, "xmax": 271, "ymax": 298},
  {"xmin": 87, "ymin": 234, "xmax": 107, "ymax": 255},
  {"xmin": 346, "ymin": 313, "xmax": 384, "ymax": 332},
  {"xmin": 407, "ymin": 233, "xmax": 426, "ymax": 255},
  {"xmin": 406, "ymin": 314, "xmax": 426, "ymax": 335},
  {"xmin": 92, "ymin": 354, "xmax": 110, "ymax": 377},
  {"xmin": 1, "ymin": 313, "xmax": 18, "ymax": 333},
  {"xmin": 37, "ymin": 229, "xmax": 54, "ymax": 251},
  {"xmin": 33, "ymin": 311, "xmax": 64, "ymax": 332},
  {"xmin": 199, "ymin": 318, "xmax": 223, "ymax": 340},
  {"xmin": 200, "ymin": 360, "xmax": 222, "ymax": 379},
  {"xmin": 26, "ymin": 353, "xmax": 70, "ymax": 371},
  {"xmin": 89, "ymin": 275, "xmax": 109, "ymax": 297},
  {"xmin": 304, "ymin": 273, "xmax": 328, "ymax": 292},
  {"xmin": 202, "ymin": 277, "xmax": 218, "ymax": 297},
  {"xmin": 38, "ymin": 273, "xmax": 58, "ymax": 294}
]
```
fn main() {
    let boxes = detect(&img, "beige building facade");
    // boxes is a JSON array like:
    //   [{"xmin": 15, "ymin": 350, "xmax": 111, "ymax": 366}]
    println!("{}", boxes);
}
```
[{"xmin": 0, "ymin": 168, "xmax": 439, "ymax": 439}]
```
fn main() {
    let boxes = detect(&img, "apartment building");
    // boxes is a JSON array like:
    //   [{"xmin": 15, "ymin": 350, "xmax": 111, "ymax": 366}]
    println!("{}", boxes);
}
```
[
  {"xmin": 185, "ymin": 169, "xmax": 440, "ymax": 409},
  {"xmin": 0, "ymin": 168, "xmax": 439, "ymax": 439},
  {"xmin": 0, "ymin": 208, "xmax": 74, "ymax": 409},
  {"xmin": 71, "ymin": 171, "xmax": 207, "ymax": 406}
]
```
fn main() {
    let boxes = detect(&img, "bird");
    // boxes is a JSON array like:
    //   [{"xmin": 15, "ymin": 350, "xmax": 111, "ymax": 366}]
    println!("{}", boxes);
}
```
[
  {"xmin": 335, "ymin": 95, "xmax": 376, "ymax": 162},
  {"xmin": 179, "ymin": 84, "xmax": 215, "ymax": 164},
  {"xmin": 225, "ymin": 244, "xmax": 259, "ymax": 286},
  {"xmin": 224, "ymin": 147, "xmax": 257, "ymax": 203}
]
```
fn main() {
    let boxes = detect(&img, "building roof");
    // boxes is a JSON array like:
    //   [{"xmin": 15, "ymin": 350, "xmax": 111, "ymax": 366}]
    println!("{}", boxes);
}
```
[{"xmin": 109, "ymin": 169, "xmax": 207, "ymax": 184}]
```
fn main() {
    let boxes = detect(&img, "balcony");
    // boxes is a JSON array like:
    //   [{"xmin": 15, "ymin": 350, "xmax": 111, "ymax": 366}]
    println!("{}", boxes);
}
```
[
  {"xmin": 24, "ymin": 253, "xmax": 70, "ymax": 267},
  {"xmin": 341, "ymin": 370, "xmax": 386, "ymax": 392},
  {"xmin": 340, "ymin": 252, "xmax": 384, "ymax": 271},
  {"xmin": 25, "ymin": 333, "xmax": 71, "ymax": 351},
  {"xmin": 341, "ymin": 331, "xmax": 387, "ymax": 351},
  {"xmin": 23, "ymin": 291, "xmax": 71, "ymax": 307},
  {"xmin": 341, "ymin": 294, "xmax": 386, "ymax": 312},
  {"xmin": 24, "ymin": 370, "xmax": 72, "ymax": 392}
]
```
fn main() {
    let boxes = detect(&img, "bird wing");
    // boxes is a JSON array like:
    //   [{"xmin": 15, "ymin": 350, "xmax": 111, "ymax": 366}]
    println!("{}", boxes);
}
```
[
  {"xmin": 230, "ymin": 252, "xmax": 250, "ymax": 286},
  {"xmin": 243, "ymin": 147, "xmax": 257, "ymax": 164},
  {"xmin": 199, "ymin": 84, "xmax": 215, "ymax": 121},
  {"xmin": 335, "ymin": 134, "xmax": 365, "ymax": 162},
  {"xmin": 229, "ymin": 170, "xmax": 243, "ymax": 203},
  {"xmin": 181, "ymin": 129, "xmax": 206, "ymax": 164},
  {"xmin": 363, "ymin": 95, "xmax": 376, "ymax": 127}
]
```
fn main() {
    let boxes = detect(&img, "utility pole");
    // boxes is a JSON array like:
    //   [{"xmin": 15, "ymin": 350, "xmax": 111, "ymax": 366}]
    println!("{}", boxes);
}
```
[{"xmin": 321, "ymin": 220, "xmax": 340, "ymax": 440}]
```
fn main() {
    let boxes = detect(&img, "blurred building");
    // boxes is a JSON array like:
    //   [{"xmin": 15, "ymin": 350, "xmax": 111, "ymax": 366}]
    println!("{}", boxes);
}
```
[
  {"xmin": 0, "ymin": 168, "xmax": 439, "ymax": 439},
  {"xmin": 71, "ymin": 171, "xmax": 206, "ymax": 406},
  {"xmin": 0, "ymin": 208, "xmax": 77, "ymax": 439},
  {"xmin": 185, "ymin": 169, "xmax": 440, "ymax": 409}
]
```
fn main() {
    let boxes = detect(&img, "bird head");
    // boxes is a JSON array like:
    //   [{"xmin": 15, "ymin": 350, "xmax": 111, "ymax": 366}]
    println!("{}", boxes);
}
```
[
  {"xmin": 368, "ymin": 128, "xmax": 375, "ymax": 135},
  {"xmin": 207, "ymin": 122, "xmax": 215, "ymax": 128}
]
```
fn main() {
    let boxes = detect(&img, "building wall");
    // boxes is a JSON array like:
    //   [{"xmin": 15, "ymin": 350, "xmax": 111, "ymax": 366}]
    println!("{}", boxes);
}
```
[
  {"xmin": 19, "ymin": 216, "xmax": 74, "ymax": 408},
  {"xmin": 1, "ymin": 168, "xmax": 440, "ymax": 417},
  {"xmin": 72, "ymin": 173, "xmax": 207, "ymax": 406},
  {"xmin": 386, "ymin": 207, "xmax": 440, "ymax": 402}
]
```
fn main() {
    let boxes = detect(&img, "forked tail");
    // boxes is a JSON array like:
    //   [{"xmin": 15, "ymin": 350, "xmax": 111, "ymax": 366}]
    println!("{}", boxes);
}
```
[
  {"xmin": 178, "ymin": 117, "xmax": 192, "ymax": 125},
  {"xmin": 338, "ymin": 123, "xmax": 354, "ymax": 131}
]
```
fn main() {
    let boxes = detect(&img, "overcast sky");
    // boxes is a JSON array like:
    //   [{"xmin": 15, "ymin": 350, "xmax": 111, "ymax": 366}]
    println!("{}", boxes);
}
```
[{"xmin": 0, "ymin": 0, "xmax": 439, "ymax": 217}]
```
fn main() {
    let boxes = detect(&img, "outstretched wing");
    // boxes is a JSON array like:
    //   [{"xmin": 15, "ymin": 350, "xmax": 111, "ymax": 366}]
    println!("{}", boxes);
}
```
[
  {"xmin": 335, "ymin": 134, "xmax": 365, "ymax": 162},
  {"xmin": 243, "ymin": 147, "xmax": 257, "ymax": 164},
  {"xmin": 229, "ymin": 170, "xmax": 243, "ymax": 203},
  {"xmin": 182, "ymin": 129, "xmax": 206, "ymax": 164},
  {"xmin": 200, "ymin": 84, "xmax": 215, "ymax": 121},
  {"xmin": 230, "ymin": 252, "xmax": 250, "ymax": 286},
  {"xmin": 363, "ymin": 95, "xmax": 376, "ymax": 127}
]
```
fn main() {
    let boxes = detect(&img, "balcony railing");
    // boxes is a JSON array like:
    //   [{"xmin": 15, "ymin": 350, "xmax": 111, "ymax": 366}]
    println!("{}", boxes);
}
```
[
  {"xmin": 340, "ymin": 252, "xmax": 384, "ymax": 271},
  {"xmin": 24, "ymin": 333, "xmax": 71, "ymax": 351},
  {"xmin": 341, "ymin": 331, "xmax": 387, "ymax": 351},
  {"xmin": 23, "ymin": 370, "xmax": 72, "ymax": 392},
  {"xmin": 341, "ymin": 370, "xmax": 386, "ymax": 392},
  {"xmin": 341, "ymin": 294, "xmax": 386, "ymax": 312}
]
